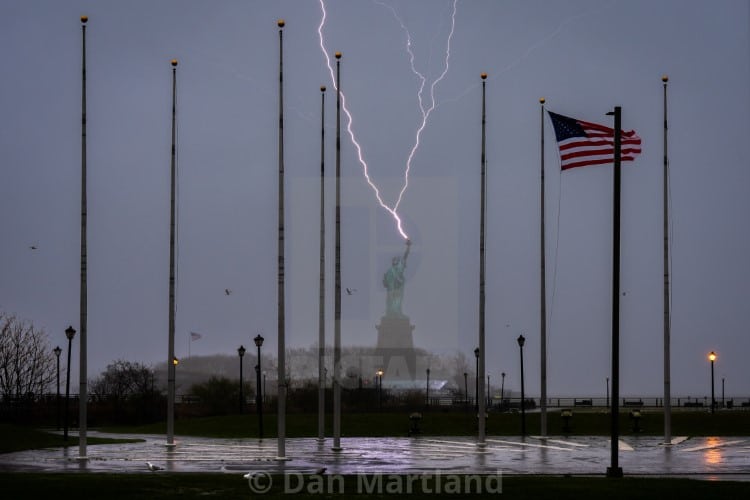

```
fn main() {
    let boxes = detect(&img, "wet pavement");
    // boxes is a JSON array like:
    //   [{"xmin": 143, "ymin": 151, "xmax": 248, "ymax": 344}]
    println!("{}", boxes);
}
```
[{"xmin": 1, "ymin": 432, "xmax": 748, "ymax": 480}]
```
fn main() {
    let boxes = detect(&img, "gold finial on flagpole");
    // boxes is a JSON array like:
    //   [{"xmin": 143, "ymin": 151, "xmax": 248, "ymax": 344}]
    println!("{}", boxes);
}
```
[
  {"xmin": 321, "ymin": 86, "xmax": 326, "ymax": 92},
  {"xmin": 335, "ymin": 52, "xmax": 342, "ymax": 59},
  {"xmin": 80, "ymin": 15, "xmax": 88, "ymax": 24},
  {"xmin": 539, "ymin": 97, "xmax": 546, "ymax": 104},
  {"xmin": 662, "ymin": 75, "xmax": 669, "ymax": 83},
  {"xmin": 171, "ymin": 59, "xmax": 178, "ymax": 67},
  {"xmin": 480, "ymin": 72, "xmax": 487, "ymax": 80},
  {"xmin": 278, "ymin": 19, "xmax": 285, "ymax": 28}
]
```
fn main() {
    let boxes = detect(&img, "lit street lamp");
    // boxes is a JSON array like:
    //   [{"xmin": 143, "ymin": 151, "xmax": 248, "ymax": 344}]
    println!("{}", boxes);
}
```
[
  {"xmin": 376, "ymin": 369, "xmax": 384, "ymax": 410},
  {"xmin": 708, "ymin": 351, "xmax": 716, "ymax": 414},
  {"xmin": 517, "ymin": 334, "xmax": 526, "ymax": 436},
  {"xmin": 254, "ymin": 334, "xmax": 264, "ymax": 438},
  {"xmin": 238, "ymin": 345, "xmax": 246, "ymax": 414},
  {"xmin": 53, "ymin": 346, "xmax": 62, "ymax": 430},
  {"xmin": 64, "ymin": 326, "xmax": 76, "ymax": 441}
]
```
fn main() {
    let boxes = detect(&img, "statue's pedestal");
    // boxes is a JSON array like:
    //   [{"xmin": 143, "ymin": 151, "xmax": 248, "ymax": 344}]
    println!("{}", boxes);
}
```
[{"xmin": 375, "ymin": 316, "xmax": 417, "ymax": 380}]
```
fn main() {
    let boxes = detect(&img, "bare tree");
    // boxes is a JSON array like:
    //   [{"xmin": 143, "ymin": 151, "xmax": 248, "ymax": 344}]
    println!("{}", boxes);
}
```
[
  {"xmin": 90, "ymin": 360, "xmax": 155, "ymax": 401},
  {"xmin": 0, "ymin": 312, "xmax": 56, "ymax": 399}
]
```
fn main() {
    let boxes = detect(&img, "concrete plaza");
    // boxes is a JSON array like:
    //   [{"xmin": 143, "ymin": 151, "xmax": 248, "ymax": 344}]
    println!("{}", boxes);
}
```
[{"xmin": 1, "ymin": 432, "xmax": 748, "ymax": 481}]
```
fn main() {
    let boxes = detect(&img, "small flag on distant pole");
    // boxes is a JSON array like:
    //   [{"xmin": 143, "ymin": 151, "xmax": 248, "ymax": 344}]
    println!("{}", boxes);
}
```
[
  {"xmin": 547, "ymin": 111, "xmax": 641, "ymax": 170},
  {"xmin": 188, "ymin": 332, "xmax": 202, "ymax": 358}
]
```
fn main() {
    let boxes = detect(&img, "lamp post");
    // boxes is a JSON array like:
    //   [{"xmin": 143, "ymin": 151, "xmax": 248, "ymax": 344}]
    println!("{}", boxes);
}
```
[
  {"xmin": 263, "ymin": 371, "xmax": 267, "ymax": 404},
  {"xmin": 708, "ymin": 351, "xmax": 716, "ymax": 414},
  {"xmin": 376, "ymin": 369, "xmax": 384, "ymax": 410},
  {"xmin": 238, "ymin": 345, "xmax": 246, "ymax": 414},
  {"xmin": 501, "ymin": 372, "xmax": 506, "ymax": 408},
  {"xmin": 487, "ymin": 374, "xmax": 491, "ymax": 408},
  {"xmin": 474, "ymin": 348, "xmax": 480, "ymax": 413},
  {"xmin": 426, "ymin": 368, "xmax": 430, "ymax": 407},
  {"xmin": 517, "ymin": 334, "xmax": 526, "ymax": 436},
  {"xmin": 606, "ymin": 377, "xmax": 610, "ymax": 407},
  {"xmin": 53, "ymin": 346, "xmax": 61, "ymax": 430},
  {"xmin": 463, "ymin": 372, "xmax": 468, "ymax": 410},
  {"xmin": 722, "ymin": 377, "xmax": 725, "ymax": 408},
  {"xmin": 254, "ymin": 335, "xmax": 264, "ymax": 438},
  {"xmin": 63, "ymin": 326, "xmax": 76, "ymax": 441}
]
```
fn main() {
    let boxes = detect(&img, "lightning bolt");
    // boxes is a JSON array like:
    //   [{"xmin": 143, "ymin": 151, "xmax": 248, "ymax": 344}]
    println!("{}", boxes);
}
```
[
  {"xmin": 375, "ymin": 0, "xmax": 457, "ymax": 212},
  {"xmin": 318, "ymin": 0, "xmax": 457, "ymax": 240}
]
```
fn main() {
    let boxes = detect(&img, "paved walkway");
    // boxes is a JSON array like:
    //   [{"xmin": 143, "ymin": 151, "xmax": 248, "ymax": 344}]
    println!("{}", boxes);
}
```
[{"xmin": 1, "ymin": 433, "xmax": 748, "ymax": 480}]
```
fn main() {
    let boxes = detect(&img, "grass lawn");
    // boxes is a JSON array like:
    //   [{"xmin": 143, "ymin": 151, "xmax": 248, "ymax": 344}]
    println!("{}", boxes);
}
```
[
  {"xmin": 0, "ymin": 423, "xmax": 144, "ymax": 454},
  {"xmin": 100, "ymin": 409, "xmax": 750, "ymax": 439},
  {"xmin": 0, "ymin": 473, "xmax": 747, "ymax": 499}
]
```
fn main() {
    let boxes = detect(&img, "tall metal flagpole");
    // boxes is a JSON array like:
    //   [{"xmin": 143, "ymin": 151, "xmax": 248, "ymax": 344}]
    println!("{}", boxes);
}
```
[
  {"xmin": 166, "ymin": 58, "xmax": 178, "ymax": 448},
  {"xmin": 539, "ymin": 97, "xmax": 547, "ymax": 437},
  {"xmin": 276, "ymin": 19, "xmax": 287, "ymax": 460},
  {"xmin": 606, "ymin": 106, "xmax": 623, "ymax": 478},
  {"xmin": 78, "ymin": 15, "xmax": 89, "ymax": 459},
  {"xmin": 662, "ymin": 75, "xmax": 671, "ymax": 445},
  {"xmin": 318, "ymin": 85, "xmax": 327, "ymax": 443},
  {"xmin": 477, "ymin": 73, "xmax": 487, "ymax": 447},
  {"xmin": 332, "ymin": 52, "xmax": 343, "ymax": 452}
]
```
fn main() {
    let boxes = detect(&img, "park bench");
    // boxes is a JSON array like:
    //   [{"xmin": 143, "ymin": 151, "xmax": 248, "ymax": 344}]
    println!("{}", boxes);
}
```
[
  {"xmin": 623, "ymin": 399, "xmax": 643, "ymax": 407},
  {"xmin": 683, "ymin": 401, "xmax": 704, "ymax": 407}
]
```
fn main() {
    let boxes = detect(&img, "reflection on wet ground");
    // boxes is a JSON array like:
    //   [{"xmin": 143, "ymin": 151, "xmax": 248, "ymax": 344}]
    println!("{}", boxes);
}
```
[{"xmin": 1, "ymin": 433, "xmax": 748, "ymax": 480}]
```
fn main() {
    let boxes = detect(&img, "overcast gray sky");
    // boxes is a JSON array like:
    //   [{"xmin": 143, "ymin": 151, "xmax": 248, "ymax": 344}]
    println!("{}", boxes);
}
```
[{"xmin": 1, "ymin": 0, "xmax": 748, "ymax": 398}]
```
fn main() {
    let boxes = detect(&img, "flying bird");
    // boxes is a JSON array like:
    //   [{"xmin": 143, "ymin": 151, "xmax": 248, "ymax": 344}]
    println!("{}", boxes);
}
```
[
  {"xmin": 29, "ymin": 245, "xmax": 37, "ymax": 250},
  {"xmin": 146, "ymin": 462, "xmax": 163, "ymax": 471},
  {"xmin": 225, "ymin": 288, "xmax": 232, "ymax": 296},
  {"xmin": 346, "ymin": 288, "xmax": 357, "ymax": 295}
]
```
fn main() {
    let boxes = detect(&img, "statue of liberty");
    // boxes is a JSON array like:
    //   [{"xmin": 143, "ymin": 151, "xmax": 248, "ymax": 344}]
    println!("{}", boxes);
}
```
[{"xmin": 383, "ymin": 239, "xmax": 411, "ymax": 318}]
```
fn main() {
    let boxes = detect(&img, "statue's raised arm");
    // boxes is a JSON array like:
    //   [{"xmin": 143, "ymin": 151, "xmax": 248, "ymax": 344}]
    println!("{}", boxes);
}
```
[{"xmin": 402, "ymin": 239, "xmax": 411, "ymax": 267}]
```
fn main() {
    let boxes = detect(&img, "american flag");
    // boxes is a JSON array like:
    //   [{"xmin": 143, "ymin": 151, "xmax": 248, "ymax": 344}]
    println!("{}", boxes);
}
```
[
  {"xmin": 547, "ymin": 111, "xmax": 642, "ymax": 170},
  {"xmin": 190, "ymin": 331, "xmax": 202, "ymax": 341}
]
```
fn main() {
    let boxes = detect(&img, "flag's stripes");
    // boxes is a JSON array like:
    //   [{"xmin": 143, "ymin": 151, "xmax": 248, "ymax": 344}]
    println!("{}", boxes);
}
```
[{"xmin": 548, "ymin": 111, "xmax": 642, "ymax": 170}]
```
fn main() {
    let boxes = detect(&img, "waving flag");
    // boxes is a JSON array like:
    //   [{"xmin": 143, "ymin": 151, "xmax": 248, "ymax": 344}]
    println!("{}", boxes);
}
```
[
  {"xmin": 190, "ymin": 332, "xmax": 202, "ymax": 341},
  {"xmin": 548, "ymin": 111, "xmax": 641, "ymax": 170}
]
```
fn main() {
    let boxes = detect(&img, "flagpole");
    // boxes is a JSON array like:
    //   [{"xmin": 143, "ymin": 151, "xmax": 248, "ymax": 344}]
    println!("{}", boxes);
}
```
[
  {"xmin": 332, "ymin": 52, "xmax": 343, "ymax": 452},
  {"xmin": 276, "ymin": 19, "xmax": 287, "ymax": 460},
  {"xmin": 539, "ymin": 97, "xmax": 548, "ymax": 438},
  {"xmin": 166, "ymin": 58, "xmax": 178, "ymax": 448},
  {"xmin": 318, "ymin": 85, "xmax": 327, "ymax": 443},
  {"xmin": 477, "ymin": 73, "xmax": 487, "ymax": 447},
  {"xmin": 606, "ymin": 106, "xmax": 623, "ymax": 478},
  {"xmin": 662, "ymin": 75, "xmax": 671, "ymax": 445},
  {"xmin": 78, "ymin": 15, "xmax": 89, "ymax": 459}
]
